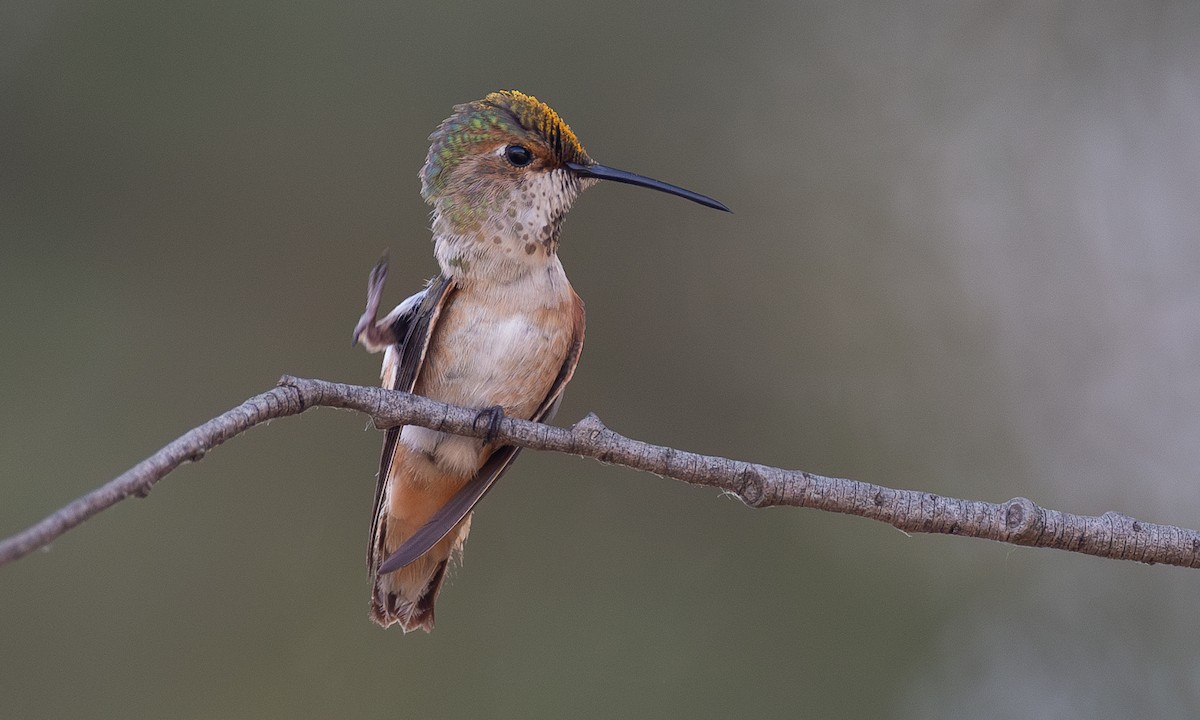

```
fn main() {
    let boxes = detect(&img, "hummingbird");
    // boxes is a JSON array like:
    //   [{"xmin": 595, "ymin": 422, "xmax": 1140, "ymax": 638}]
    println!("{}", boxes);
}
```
[{"xmin": 352, "ymin": 90, "xmax": 729, "ymax": 631}]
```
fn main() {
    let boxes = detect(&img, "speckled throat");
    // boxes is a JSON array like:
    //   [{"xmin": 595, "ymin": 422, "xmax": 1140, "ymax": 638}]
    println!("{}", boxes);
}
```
[{"xmin": 432, "ymin": 168, "xmax": 593, "ymax": 286}]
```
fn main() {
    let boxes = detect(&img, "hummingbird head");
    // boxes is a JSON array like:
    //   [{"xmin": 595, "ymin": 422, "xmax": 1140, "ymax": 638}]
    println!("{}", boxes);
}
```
[
  {"xmin": 421, "ymin": 91, "xmax": 593, "ymax": 249},
  {"xmin": 421, "ymin": 90, "xmax": 728, "ymax": 278}
]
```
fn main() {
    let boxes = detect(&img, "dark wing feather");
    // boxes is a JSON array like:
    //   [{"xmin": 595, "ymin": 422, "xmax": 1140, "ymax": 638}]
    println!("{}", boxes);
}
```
[
  {"xmin": 367, "ymin": 275, "xmax": 456, "ymax": 572},
  {"xmin": 377, "ymin": 292, "xmax": 586, "ymax": 574}
]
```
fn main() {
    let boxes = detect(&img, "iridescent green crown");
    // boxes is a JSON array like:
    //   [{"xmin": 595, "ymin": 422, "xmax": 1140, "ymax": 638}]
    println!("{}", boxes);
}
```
[{"xmin": 421, "ymin": 90, "xmax": 592, "ymax": 200}]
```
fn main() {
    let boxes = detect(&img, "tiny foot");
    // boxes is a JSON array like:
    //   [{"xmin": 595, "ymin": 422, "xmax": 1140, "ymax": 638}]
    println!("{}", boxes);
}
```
[
  {"xmin": 352, "ymin": 252, "xmax": 390, "ymax": 347},
  {"xmin": 472, "ymin": 405, "xmax": 506, "ymax": 443}
]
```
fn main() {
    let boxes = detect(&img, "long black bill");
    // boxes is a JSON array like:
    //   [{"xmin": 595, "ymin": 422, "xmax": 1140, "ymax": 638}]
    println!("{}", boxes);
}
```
[{"xmin": 565, "ymin": 161, "xmax": 731, "ymax": 212}]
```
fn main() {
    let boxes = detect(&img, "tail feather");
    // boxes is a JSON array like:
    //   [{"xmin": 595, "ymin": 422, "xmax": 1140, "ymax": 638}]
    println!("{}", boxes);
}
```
[
  {"xmin": 369, "ymin": 511, "xmax": 471, "ymax": 632},
  {"xmin": 369, "ymin": 436, "xmax": 478, "ymax": 631},
  {"xmin": 371, "ymin": 558, "xmax": 448, "ymax": 632}
]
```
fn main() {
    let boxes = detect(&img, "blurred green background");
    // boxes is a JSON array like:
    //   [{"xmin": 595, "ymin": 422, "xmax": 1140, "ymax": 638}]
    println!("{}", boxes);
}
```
[{"xmin": 4, "ymin": 1, "xmax": 1200, "ymax": 717}]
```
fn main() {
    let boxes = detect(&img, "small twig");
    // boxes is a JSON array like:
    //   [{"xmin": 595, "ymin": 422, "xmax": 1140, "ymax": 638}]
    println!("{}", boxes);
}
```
[{"xmin": 2, "ymin": 375, "xmax": 1198, "ymax": 569}]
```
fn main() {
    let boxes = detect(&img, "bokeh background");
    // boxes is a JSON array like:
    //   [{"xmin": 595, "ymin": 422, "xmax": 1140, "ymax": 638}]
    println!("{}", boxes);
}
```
[{"xmin": 4, "ymin": 1, "xmax": 1200, "ymax": 717}]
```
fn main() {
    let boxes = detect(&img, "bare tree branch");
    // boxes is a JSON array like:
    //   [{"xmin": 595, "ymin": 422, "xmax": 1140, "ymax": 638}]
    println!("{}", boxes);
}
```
[{"xmin": 3, "ymin": 375, "xmax": 1198, "ymax": 570}]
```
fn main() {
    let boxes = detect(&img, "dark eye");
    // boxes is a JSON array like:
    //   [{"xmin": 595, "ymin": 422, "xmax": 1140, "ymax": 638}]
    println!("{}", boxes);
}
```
[{"xmin": 504, "ymin": 144, "xmax": 533, "ymax": 167}]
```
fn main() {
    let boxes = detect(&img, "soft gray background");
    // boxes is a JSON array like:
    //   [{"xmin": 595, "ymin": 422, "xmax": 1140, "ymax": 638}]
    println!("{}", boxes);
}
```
[{"xmin": 4, "ymin": 2, "xmax": 1200, "ymax": 718}]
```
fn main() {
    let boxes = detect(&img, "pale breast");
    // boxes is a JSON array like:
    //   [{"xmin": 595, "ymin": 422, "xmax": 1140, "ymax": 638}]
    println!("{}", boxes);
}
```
[
  {"xmin": 399, "ymin": 281, "xmax": 576, "ymax": 477},
  {"xmin": 422, "ymin": 294, "xmax": 572, "ymax": 413}
]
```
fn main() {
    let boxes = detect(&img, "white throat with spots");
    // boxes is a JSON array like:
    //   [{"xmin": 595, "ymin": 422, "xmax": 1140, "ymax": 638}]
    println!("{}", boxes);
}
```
[{"xmin": 432, "ymin": 169, "xmax": 594, "ymax": 292}]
